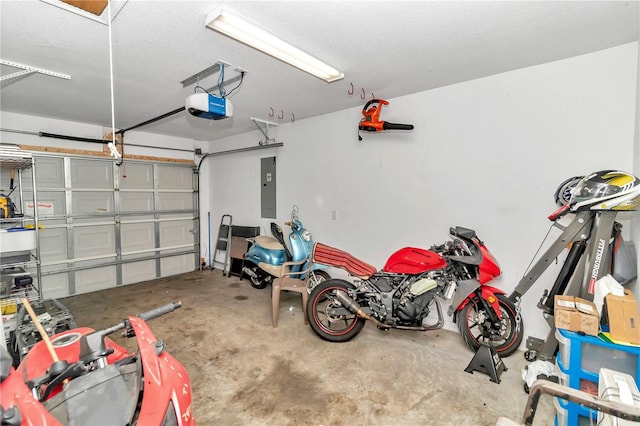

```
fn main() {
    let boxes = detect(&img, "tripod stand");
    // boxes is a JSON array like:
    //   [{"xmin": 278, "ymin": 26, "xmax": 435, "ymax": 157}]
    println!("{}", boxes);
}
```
[{"xmin": 508, "ymin": 209, "xmax": 632, "ymax": 361}]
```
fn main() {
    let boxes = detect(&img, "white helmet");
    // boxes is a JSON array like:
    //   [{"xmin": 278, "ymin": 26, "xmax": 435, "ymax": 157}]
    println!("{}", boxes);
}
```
[{"xmin": 569, "ymin": 170, "xmax": 640, "ymax": 211}]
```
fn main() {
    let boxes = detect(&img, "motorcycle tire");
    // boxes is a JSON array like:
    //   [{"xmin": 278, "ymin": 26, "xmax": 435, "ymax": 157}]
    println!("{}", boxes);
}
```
[
  {"xmin": 307, "ymin": 279, "xmax": 365, "ymax": 343},
  {"xmin": 457, "ymin": 293, "xmax": 523, "ymax": 357}
]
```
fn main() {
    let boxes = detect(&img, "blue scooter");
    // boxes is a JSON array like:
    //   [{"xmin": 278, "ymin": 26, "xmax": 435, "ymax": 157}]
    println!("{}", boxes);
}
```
[{"xmin": 242, "ymin": 205, "xmax": 330, "ymax": 289}]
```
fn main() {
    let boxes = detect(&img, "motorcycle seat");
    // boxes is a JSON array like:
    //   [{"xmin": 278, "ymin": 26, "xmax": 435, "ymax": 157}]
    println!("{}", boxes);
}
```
[
  {"xmin": 254, "ymin": 236, "xmax": 285, "ymax": 251},
  {"xmin": 313, "ymin": 242, "xmax": 377, "ymax": 279}
]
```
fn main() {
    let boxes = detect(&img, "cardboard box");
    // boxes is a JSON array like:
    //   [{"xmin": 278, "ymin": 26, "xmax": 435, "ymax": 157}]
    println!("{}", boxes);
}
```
[
  {"xmin": 602, "ymin": 289, "xmax": 640, "ymax": 345},
  {"xmin": 554, "ymin": 295, "xmax": 599, "ymax": 336}
]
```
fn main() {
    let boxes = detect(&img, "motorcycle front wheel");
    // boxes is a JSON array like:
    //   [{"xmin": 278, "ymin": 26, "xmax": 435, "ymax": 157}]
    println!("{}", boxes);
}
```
[
  {"xmin": 457, "ymin": 293, "xmax": 523, "ymax": 357},
  {"xmin": 307, "ymin": 279, "xmax": 365, "ymax": 342}
]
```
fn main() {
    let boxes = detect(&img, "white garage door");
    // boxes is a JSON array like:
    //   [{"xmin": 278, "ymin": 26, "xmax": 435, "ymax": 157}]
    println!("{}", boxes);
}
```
[{"xmin": 23, "ymin": 155, "xmax": 198, "ymax": 298}]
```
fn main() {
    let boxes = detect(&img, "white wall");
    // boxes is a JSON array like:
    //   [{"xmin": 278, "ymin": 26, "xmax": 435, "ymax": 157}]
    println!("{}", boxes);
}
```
[{"xmin": 203, "ymin": 42, "xmax": 639, "ymax": 345}]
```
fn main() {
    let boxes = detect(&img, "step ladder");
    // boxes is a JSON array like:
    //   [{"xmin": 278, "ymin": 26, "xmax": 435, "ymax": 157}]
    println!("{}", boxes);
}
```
[{"xmin": 214, "ymin": 214, "xmax": 232, "ymax": 274}]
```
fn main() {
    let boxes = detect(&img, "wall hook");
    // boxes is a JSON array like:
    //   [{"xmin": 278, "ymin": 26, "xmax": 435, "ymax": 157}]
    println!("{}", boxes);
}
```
[
  {"xmin": 278, "ymin": 110, "xmax": 284, "ymax": 120},
  {"xmin": 348, "ymin": 82, "xmax": 354, "ymax": 96},
  {"xmin": 360, "ymin": 88, "xmax": 366, "ymax": 100},
  {"xmin": 268, "ymin": 107, "xmax": 274, "ymax": 117},
  {"xmin": 291, "ymin": 113, "xmax": 295, "ymax": 122}
]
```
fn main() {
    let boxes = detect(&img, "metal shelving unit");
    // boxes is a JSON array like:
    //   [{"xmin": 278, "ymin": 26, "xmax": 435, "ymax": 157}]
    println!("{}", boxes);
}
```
[{"xmin": 1, "ymin": 145, "xmax": 42, "ymax": 347}]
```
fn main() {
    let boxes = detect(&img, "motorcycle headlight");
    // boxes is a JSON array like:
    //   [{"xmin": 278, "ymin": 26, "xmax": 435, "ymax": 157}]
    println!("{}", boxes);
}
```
[
  {"xmin": 302, "ymin": 230, "xmax": 312, "ymax": 241},
  {"xmin": 161, "ymin": 401, "xmax": 178, "ymax": 426}
]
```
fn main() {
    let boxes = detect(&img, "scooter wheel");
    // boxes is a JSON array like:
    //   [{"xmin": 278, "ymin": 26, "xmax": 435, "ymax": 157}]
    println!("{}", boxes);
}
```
[
  {"xmin": 250, "ymin": 276, "xmax": 268, "ymax": 289},
  {"xmin": 524, "ymin": 350, "xmax": 537, "ymax": 362}
]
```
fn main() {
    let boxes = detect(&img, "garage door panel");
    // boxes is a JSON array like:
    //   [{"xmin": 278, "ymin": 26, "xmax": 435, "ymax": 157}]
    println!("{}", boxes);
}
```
[
  {"xmin": 70, "ymin": 159, "xmax": 113, "ymax": 188},
  {"xmin": 119, "ymin": 163, "xmax": 153, "ymax": 189},
  {"xmin": 120, "ymin": 192, "xmax": 153, "ymax": 212},
  {"xmin": 30, "ymin": 157, "xmax": 64, "ymax": 189},
  {"xmin": 1, "ymin": 169, "xmax": 31, "ymax": 193},
  {"xmin": 73, "ymin": 225, "xmax": 115, "ymax": 257},
  {"xmin": 121, "ymin": 223, "xmax": 155, "ymax": 253},
  {"xmin": 72, "ymin": 192, "xmax": 114, "ymax": 214},
  {"xmin": 28, "ymin": 156, "xmax": 197, "ymax": 298},
  {"xmin": 159, "ymin": 220, "xmax": 194, "ymax": 246},
  {"xmin": 22, "ymin": 191, "xmax": 66, "ymax": 217},
  {"xmin": 161, "ymin": 254, "xmax": 194, "ymax": 276},
  {"xmin": 157, "ymin": 192, "xmax": 193, "ymax": 210},
  {"xmin": 41, "ymin": 273, "xmax": 69, "ymax": 299},
  {"xmin": 122, "ymin": 260, "xmax": 156, "ymax": 285},
  {"xmin": 39, "ymin": 227, "xmax": 68, "ymax": 261},
  {"xmin": 75, "ymin": 266, "xmax": 116, "ymax": 294},
  {"xmin": 157, "ymin": 166, "xmax": 192, "ymax": 190}
]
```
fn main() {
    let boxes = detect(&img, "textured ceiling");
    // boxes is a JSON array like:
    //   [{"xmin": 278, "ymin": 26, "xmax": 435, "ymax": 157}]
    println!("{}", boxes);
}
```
[{"xmin": 1, "ymin": 1, "xmax": 638, "ymax": 142}]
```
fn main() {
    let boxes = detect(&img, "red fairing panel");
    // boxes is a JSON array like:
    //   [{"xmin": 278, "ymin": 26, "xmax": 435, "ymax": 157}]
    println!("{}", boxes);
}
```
[
  {"xmin": 383, "ymin": 247, "xmax": 446, "ymax": 274},
  {"xmin": 131, "ymin": 316, "xmax": 194, "ymax": 426},
  {"xmin": 478, "ymin": 244, "xmax": 501, "ymax": 284},
  {"xmin": 0, "ymin": 368, "xmax": 61, "ymax": 426}
]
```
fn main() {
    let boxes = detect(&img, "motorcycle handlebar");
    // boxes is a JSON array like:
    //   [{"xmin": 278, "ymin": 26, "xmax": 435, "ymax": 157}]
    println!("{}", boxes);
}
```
[
  {"xmin": 107, "ymin": 301, "xmax": 182, "ymax": 337},
  {"xmin": 136, "ymin": 301, "xmax": 182, "ymax": 322}
]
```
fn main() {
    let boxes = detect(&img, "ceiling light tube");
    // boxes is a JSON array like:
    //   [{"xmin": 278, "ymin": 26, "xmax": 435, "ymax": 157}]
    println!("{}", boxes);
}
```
[{"xmin": 205, "ymin": 7, "xmax": 344, "ymax": 83}]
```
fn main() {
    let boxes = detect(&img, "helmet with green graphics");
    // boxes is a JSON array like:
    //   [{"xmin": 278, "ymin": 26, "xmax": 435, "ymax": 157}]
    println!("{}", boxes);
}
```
[{"xmin": 569, "ymin": 170, "xmax": 640, "ymax": 211}]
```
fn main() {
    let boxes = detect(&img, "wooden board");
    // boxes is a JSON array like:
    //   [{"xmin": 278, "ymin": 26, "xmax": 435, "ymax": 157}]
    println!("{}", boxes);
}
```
[
  {"xmin": 19, "ymin": 144, "xmax": 194, "ymax": 165},
  {"xmin": 61, "ymin": 0, "xmax": 108, "ymax": 16}
]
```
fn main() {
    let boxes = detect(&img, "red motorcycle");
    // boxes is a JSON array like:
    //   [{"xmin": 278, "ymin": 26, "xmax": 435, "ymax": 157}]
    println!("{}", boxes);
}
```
[
  {"xmin": 0, "ymin": 301, "xmax": 194, "ymax": 425},
  {"xmin": 307, "ymin": 226, "xmax": 523, "ymax": 356}
]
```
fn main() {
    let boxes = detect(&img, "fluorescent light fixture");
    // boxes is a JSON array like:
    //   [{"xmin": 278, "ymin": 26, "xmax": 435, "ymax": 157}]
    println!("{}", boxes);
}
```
[{"xmin": 206, "ymin": 7, "xmax": 344, "ymax": 83}]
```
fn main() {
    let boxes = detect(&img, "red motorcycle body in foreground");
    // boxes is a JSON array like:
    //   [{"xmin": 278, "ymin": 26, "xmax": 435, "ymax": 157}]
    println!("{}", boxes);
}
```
[
  {"xmin": 308, "ymin": 226, "xmax": 523, "ymax": 356},
  {"xmin": 0, "ymin": 302, "xmax": 193, "ymax": 425}
]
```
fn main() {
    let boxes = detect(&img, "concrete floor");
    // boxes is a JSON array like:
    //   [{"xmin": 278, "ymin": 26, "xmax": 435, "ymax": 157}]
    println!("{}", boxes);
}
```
[{"xmin": 60, "ymin": 269, "xmax": 556, "ymax": 426}]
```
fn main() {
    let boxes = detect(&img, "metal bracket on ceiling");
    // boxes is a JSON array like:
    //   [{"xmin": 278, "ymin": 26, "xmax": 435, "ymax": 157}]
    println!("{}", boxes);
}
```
[
  {"xmin": 251, "ymin": 117, "xmax": 278, "ymax": 145},
  {"xmin": 1, "ymin": 59, "xmax": 71, "ymax": 82},
  {"xmin": 181, "ymin": 62, "xmax": 223, "ymax": 88},
  {"xmin": 180, "ymin": 60, "xmax": 246, "ymax": 94}
]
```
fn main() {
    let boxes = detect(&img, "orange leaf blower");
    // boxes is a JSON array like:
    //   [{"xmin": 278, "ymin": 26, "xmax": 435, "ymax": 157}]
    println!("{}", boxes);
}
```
[{"xmin": 358, "ymin": 99, "xmax": 414, "ymax": 140}]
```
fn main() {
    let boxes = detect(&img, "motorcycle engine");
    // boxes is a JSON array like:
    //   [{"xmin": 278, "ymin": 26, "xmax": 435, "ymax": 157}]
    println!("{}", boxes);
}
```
[{"xmin": 396, "ymin": 284, "xmax": 437, "ymax": 324}]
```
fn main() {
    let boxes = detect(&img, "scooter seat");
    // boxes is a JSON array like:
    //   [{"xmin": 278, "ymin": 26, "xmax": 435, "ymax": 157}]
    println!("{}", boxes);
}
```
[
  {"xmin": 313, "ymin": 242, "xmax": 377, "ymax": 279},
  {"xmin": 254, "ymin": 236, "xmax": 285, "ymax": 251}
]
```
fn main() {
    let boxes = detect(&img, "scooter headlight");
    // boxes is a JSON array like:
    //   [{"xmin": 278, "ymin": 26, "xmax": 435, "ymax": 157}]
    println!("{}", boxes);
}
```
[{"xmin": 302, "ymin": 230, "xmax": 312, "ymax": 241}]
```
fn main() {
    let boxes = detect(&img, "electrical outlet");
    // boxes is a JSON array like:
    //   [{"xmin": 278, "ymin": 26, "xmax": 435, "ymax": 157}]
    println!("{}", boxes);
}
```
[
  {"xmin": 234, "ymin": 67, "xmax": 249, "ymax": 74},
  {"xmin": 217, "ymin": 59, "xmax": 232, "ymax": 68}
]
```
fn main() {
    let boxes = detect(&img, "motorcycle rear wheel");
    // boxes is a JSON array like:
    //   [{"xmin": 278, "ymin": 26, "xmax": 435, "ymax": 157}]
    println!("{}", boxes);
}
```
[
  {"xmin": 307, "ymin": 279, "xmax": 365, "ymax": 342},
  {"xmin": 457, "ymin": 293, "xmax": 523, "ymax": 357}
]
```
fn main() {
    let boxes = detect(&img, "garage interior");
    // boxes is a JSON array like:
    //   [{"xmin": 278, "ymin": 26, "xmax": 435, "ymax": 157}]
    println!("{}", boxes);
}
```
[{"xmin": 1, "ymin": 1, "xmax": 640, "ymax": 425}]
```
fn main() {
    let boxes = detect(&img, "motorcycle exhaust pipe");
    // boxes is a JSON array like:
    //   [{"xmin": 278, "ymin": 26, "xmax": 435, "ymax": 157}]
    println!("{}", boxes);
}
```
[
  {"xmin": 334, "ymin": 291, "xmax": 389, "ymax": 329},
  {"xmin": 242, "ymin": 267, "xmax": 257, "ymax": 279}
]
